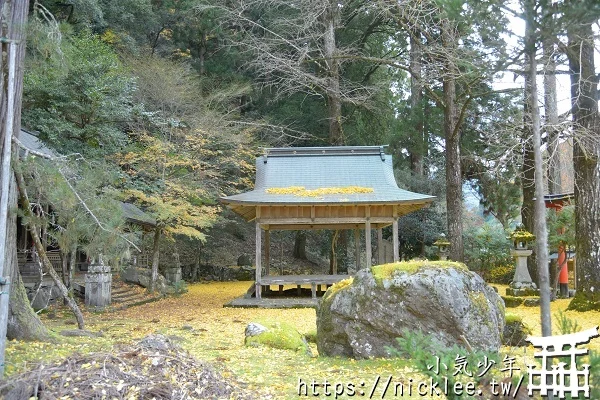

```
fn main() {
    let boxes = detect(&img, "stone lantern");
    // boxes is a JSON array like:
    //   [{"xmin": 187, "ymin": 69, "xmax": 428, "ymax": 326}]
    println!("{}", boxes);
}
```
[
  {"xmin": 507, "ymin": 225, "xmax": 537, "ymax": 296},
  {"xmin": 433, "ymin": 234, "xmax": 451, "ymax": 261}
]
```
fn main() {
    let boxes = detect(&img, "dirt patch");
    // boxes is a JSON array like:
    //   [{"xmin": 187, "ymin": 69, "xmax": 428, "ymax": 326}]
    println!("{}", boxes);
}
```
[{"xmin": 0, "ymin": 334, "xmax": 269, "ymax": 399}]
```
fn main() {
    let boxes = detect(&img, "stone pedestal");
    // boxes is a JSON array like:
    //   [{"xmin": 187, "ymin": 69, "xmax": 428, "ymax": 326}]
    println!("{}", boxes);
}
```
[
  {"xmin": 166, "ymin": 266, "xmax": 182, "ymax": 285},
  {"xmin": 506, "ymin": 249, "xmax": 538, "ymax": 296},
  {"xmin": 85, "ymin": 264, "xmax": 112, "ymax": 308}
]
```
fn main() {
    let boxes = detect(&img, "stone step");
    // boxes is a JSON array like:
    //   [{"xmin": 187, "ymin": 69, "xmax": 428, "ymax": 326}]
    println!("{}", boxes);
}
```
[
  {"xmin": 111, "ymin": 287, "xmax": 135, "ymax": 296},
  {"xmin": 110, "ymin": 295, "xmax": 163, "ymax": 311},
  {"xmin": 502, "ymin": 295, "xmax": 540, "ymax": 308},
  {"xmin": 112, "ymin": 292, "xmax": 144, "ymax": 303}
]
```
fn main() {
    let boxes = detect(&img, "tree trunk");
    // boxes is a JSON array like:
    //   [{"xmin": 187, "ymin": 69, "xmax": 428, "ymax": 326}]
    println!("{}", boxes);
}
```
[
  {"xmin": 1, "ymin": 0, "xmax": 50, "ymax": 342},
  {"xmin": 150, "ymin": 227, "xmax": 161, "ymax": 293},
  {"xmin": 68, "ymin": 245, "xmax": 76, "ymax": 297},
  {"xmin": 542, "ymin": 20, "xmax": 561, "ymax": 194},
  {"xmin": 521, "ymin": 67, "xmax": 538, "ymax": 285},
  {"xmin": 6, "ymin": 175, "xmax": 50, "ymax": 341},
  {"xmin": 409, "ymin": 31, "xmax": 424, "ymax": 177},
  {"xmin": 15, "ymin": 167, "xmax": 85, "ymax": 330},
  {"xmin": 61, "ymin": 249, "xmax": 69, "ymax": 287},
  {"xmin": 323, "ymin": 0, "xmax": 343, "ymax": 145},
  {"xmin": 524, "ymin": 0, "xmax": 552, "ymax": 337},
  {"xmin": 293, "ymin": 231, "xmax": 307, "ymax": 260},
  {"xmin": 441, "ymin": 23, "xmax": 464, "ymax": 262},
  {"xmin": 329, "ymin": 230, "xmax": 339, "ymax": 274},
  {"xmin": 566, "ymin": 17, "xmax": 600, "ymax": 312},
  {"xmin": 199, "ymin": 31, "xmax": 207, "ymax": 76}
]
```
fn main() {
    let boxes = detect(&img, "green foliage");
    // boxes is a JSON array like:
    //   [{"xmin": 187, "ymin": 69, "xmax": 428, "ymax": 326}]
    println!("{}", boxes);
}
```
[
  {"xmin": 463, "ymin": 218, "xmax": 512, "ymax": 273},
  {"xmin": 555, "ymin": 310, "xmax": 581, "ymax": 335},
  {"xmin": 390, "ymin": 329, "xmax": 498, "ymax": 400},
  {"xmin": 547, "ymin": 205, "xmax": 575, "ymax": 249},
  {"xmin": 114, "ymin": 56, "xmax": 255, "ymax": 242},
  {"xmin": 23, "ymin": 30, "xmax": 134, "ymax": 156},
  {"xmin": 487, "ymin": 264, "xmax": 514, "ymax": 284},
  {"xmin": 18, "ymin": 157, "xmax": 134, "ymax": 264}
]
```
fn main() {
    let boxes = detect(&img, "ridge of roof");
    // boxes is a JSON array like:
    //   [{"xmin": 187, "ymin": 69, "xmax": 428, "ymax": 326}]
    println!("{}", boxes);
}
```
[{"xmin": 263, "ymin": 145, "xmax": 388, "ymax": 159}]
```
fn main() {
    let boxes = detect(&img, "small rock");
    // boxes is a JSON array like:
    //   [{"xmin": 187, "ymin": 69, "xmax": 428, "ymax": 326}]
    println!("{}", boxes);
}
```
[
  {"xmin": 139, "ymin": 334, "xmax": 173, "ymax": 351},
  {"xmin": 245, "ymin": 322, "xmax": 268, "ymax": 338},
  {"xmin": 523, "ymin": 298, "xmax": 540, "ymax": 307},
  {"xmin": 237, "ymin": 254, "xmax": 252, "ymax": 267},
  {"xmin": 60, "ymin": 329, "xmax": 104, "ymax": 338},
  {"xmin": 182, "ymin": 325, "xmax": 194, "ymax": 331}
]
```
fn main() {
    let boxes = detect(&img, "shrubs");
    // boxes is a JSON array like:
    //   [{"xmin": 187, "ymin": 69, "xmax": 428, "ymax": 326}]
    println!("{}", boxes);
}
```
[{"xmin": 487, "ymin": 264, "xmax": 514, "ymax": 284}]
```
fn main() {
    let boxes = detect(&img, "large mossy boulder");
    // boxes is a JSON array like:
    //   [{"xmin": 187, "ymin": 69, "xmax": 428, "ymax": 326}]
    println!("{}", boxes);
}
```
[{"xmin": 317, "ymin": 261, "xmax": 505, "ymax": 359}]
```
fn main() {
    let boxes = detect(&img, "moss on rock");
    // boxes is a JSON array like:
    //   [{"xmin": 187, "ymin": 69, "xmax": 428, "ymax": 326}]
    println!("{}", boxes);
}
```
[
  {"xmin": 370, "ymin": 260, "xmax": 467, "ymax": 286},
  {"xmin": 504, "ymin": 313, "xmax": 523, "ymax": 324},
  {"xmin": 501, "ymin": 295, "xmax": 524, "ymax": 308},
  {"xmin": 503, "ymin": 313, "xmax": 531, "ymax": 347},
  {"xmin": 245, "ymin": 321, "xmax": 309, "ymax": 353},
  {"xmin": 469, "ymin": 292, "xmax": 490, "ymax": 315},
  {"xmin": 567, "ymin": 290, "xmax": 600, "ymax": 312}
]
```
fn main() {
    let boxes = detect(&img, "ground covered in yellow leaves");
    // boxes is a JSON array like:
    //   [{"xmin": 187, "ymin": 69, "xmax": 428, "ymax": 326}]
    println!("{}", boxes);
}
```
[{"xmin": 4, "ymin": 282, "xmax": 600, "ymax": 399}]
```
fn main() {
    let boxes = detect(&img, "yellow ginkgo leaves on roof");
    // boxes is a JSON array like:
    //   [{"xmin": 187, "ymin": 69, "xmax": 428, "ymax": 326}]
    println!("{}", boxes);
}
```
[{"xmin": 265, "ymin": 186, "xmax": 374, "ymax": 197}]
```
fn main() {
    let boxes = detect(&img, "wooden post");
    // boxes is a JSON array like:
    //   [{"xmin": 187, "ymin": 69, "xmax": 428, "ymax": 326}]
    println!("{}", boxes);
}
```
[
  {"xmin": 365, "ymin": 220, "xmax": 372, "ymax": 269},
  {"xmin": 354, "ymin": 228, "xmax": 360, "ymax": 270},
  {"xmin": 377, "ymin": 227, "xmax": 384, "ymax": 264},
  {"xmin": 393, "ymin": 219, "xmax": 399, "ymax": 262},
  {"xmin": 255, "ymin": 222, "xmax": 262, "ymax": 299},
  {"xmin": 264, "ymin": 228, "xmax": 270, "ymax": 277}
]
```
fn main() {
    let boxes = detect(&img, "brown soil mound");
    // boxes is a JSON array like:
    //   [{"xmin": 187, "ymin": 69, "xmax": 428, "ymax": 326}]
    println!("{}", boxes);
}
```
[{"xmin": 0, "ymin": 334, "xmax": 267, "ymax": 399}]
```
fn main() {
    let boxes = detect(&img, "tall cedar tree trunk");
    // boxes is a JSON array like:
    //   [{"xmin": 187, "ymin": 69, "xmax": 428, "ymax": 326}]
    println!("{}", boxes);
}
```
[
  {"xmin": 15, "ymin": 168, "xmax": 85, "ymax": 329},
  {"xmin": 441, "ymin": 22, "xmax": 464, "ymax": 262},
  {"xmin": 409, "ymin": 32, "xmax": 424, "ymax": 177},
  {"xmin": 566, "ymin": 17, "xmax": 600, "ymax": 311},
  {"xmin": 1, "ymin": 0, "xmax": 50, "ymax": 341},
  {"xmin": 150, "ymin": 227, "xmax": 161, "ymax": 293},
  {"xmin": 524, "ymin": 0, "xmax": 552, "ymax": 337},
  {"xmin": 323, "ymin": 0, "xmax": 343, "ymax": 145},
  {"xmin": 521, "ymin": 66, "xmax": 538, "ymax": 284},
  {"xmin": 542, "ymin": 4, "xmax": 560, "ymax": 291},
  {"xmin": 542, "ymin": 15, "xmax": 560, "ymax": 194}
]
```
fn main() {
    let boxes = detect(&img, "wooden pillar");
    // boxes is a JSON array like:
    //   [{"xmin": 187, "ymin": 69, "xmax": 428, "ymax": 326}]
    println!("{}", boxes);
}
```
[
  {"xmin": 354, "ymin": 228, "xmax": 360, "ymax": 270},
  {"xmin": 377, "ymin": 227, "xmax": 384, "ymax": 264},
  {"xmin": 255, "ymin": 222, "xmax": 262, "ymax": 299},
  {"xmin": 393, "ymin": 219, "xmax": 399, "ymax": 262},
  {"xmin": 365, "ymin": 220, "xmax": 372, "ymax": 269},
  {"xmin": 265, "ymin": 229, "xmax": 270, "ymax": 277}
]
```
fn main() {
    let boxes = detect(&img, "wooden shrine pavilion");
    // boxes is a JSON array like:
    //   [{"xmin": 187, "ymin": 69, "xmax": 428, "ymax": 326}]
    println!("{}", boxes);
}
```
[{"xmin": 220, "ymin": 146, "xmax": 435, "ymax": 299}]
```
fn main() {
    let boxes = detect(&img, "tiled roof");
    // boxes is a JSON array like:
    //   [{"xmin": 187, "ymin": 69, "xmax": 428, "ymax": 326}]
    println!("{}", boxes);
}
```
[
  {"xmin": 221, "ymin": 146, "xmax": 435, "ymax": 206},
  {"xmin": 17, "ymin": 129, "xmax": 57, "ymax": 159},
  {"xmin": 121, "ymin": 202, "xmax": 156, "ymax": 228}
]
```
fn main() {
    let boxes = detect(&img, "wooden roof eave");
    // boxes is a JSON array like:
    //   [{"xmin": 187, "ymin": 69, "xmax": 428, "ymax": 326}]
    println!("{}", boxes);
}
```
[{"xmin": 221, "ymin": 199, "xmax": 434, "ymax": 224}]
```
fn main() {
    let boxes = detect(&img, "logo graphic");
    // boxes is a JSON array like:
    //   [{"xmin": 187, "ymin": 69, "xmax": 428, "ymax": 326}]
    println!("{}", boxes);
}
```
[{"xmin": 526, "ymin": 326, "xmax": 599, "ymax": 399}]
